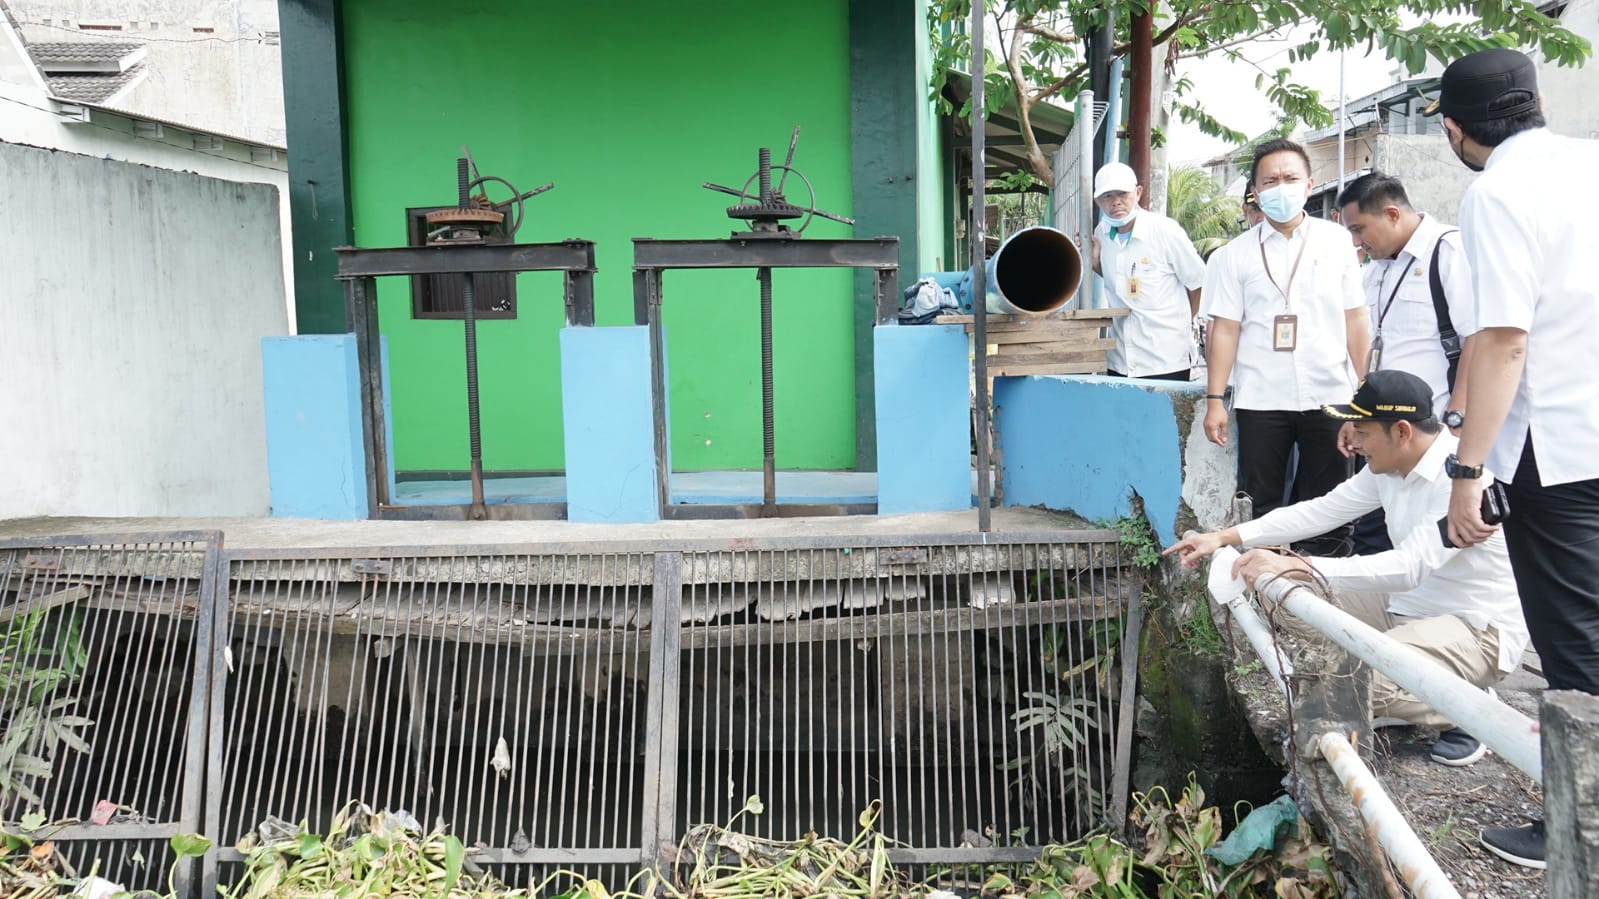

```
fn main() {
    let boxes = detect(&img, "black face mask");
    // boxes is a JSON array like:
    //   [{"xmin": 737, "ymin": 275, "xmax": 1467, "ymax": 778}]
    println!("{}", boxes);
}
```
[{"xmin": 1450, "ymin": 130, "xmax": 1486, "ymax": 173}]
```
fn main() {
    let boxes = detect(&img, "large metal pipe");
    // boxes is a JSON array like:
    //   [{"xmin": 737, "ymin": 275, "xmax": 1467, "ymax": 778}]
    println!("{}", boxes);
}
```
[{"xmin": 984, "ymin": 226, "xmax": 1084, "ymax": 315}]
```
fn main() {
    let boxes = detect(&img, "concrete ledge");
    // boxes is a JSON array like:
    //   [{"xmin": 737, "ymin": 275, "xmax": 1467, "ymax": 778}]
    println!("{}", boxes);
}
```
[
  {"xmin": 261, "ymin": 335, "xmax": 369, "ymax": 520},
  {"xmin": 994, "ymin": 375, "xmax": 1236, "ymax": 546}
]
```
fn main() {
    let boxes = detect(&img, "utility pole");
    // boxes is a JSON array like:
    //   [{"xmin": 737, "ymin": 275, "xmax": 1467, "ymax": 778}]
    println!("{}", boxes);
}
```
[
  {"xmin": 1128, "ymin": 9, "xmax": 1154, "ymax": 206},
  {"xmin": 1086, "ymin": 12, "xmax": 1115, "ymax": 171}
]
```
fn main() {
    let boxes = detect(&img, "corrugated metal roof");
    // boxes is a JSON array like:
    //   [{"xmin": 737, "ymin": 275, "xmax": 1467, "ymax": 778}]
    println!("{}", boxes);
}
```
[
  {"xmin": 47, "ymin": 68, "xmax": 144, "ymax": 104},
  {"xmin": 29, "ymin": 41, "xmax": 142, "ymax": 64}
]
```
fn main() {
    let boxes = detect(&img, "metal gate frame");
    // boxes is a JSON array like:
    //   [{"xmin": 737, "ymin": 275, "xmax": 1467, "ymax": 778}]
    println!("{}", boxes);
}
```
[
  {"xmin": 196, "ymin": 528, "xmax": 1137, "ymax": 895},
  {"xmin": 0, "ymin": 531, "xmax": 224, "ymax": 897}
]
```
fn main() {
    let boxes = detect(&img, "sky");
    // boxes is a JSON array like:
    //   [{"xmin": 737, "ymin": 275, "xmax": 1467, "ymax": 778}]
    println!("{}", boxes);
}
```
[{"xmin": 1162, "ymin": 21, "xmax": 1449, "ymax": 165}]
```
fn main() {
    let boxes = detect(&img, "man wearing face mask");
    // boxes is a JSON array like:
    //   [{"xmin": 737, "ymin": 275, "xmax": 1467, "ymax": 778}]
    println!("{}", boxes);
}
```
[
  {"xmin": 1200, "ymin": 139, "xmax": 1370, "ymax": 555},
  {"xmin": 1425, "ymin": 47, "xmax": 1599, "ymax": 870},
  {"xmin": 1089, "ymin": 162, "xmax": 1207, "ymax": 381}
]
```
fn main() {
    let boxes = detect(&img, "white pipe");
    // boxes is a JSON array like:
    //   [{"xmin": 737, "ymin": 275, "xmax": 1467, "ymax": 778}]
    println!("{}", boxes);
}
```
[
  {"xmin": 1260, "ymin": 575, "xmax": 1542, "ymax": 780},
  {"xmin": 1208, "ymin": 548, "xmax": 1293, "ymax": 696},
  {"xmin": 1076, "ymin": 90, "xmax": 1097, "ymax": 309},
  {"xmin": 1337, "ymin": 49, "xmax": 1347, "ymax": 200},
  {"xmin": 1318, "ymin": 732, "xmax": 1463, "ymax": 899}
]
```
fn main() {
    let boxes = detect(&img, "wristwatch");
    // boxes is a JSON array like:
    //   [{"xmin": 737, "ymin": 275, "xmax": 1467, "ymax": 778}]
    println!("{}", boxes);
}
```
[
  {"xmin": 1444, "ymin": 453, "xmax": 1484, "ymax": 479},
  {"xmin": 1443, "ymin": 409, "xmax": 1465, "ymax": 429}
]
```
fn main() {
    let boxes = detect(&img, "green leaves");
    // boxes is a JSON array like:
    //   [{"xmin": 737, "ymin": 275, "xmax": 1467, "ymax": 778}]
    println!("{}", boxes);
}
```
[{"xmin": 170, "ymin": 833, "xmax": 213, "ymax": 858}]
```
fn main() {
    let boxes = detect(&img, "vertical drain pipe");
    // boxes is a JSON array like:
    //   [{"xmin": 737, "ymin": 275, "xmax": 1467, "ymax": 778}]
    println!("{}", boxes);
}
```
[
  {"xmin": 1205, "ymin": 546, "xmax": 1293, "ymax": 697},
  {"xmin": 970, "ymin": 2, "xmax": 991, "ymax": 532},
  {"xmin": 1317, "ymin": 732, "xmax": 1465, "ymax": 899}
]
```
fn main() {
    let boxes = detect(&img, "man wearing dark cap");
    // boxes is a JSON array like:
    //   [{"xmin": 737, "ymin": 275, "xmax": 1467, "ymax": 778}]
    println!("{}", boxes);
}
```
[
  {"xmin": 1165, "ymin": 370, "xmax": 1528, "ymax": 768},
  {"xmin": 1427, "ymin": 46, "xmax": 1599, "ymax": 870}
]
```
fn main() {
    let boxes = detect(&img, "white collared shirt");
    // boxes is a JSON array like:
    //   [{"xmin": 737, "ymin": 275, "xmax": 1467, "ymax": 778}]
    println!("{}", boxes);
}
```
[
  {"xmin": 1095, "ymin": 210, "xmax": 1207, "ymax": 376},
  {"xmin": 1235, "ymin": 433, "xmax": 1529, "ymax": 672},
  {"xmin": 1202, "ymin": 215, "xmax": 1365, "ymax": 410},
  {"xmin": 1362, "ymin": 214, "xmax": 1476, "ymax": 417},
  {"xmin": 1460, "ymin": 127, "xmax": 1599, "ymax": 485}
]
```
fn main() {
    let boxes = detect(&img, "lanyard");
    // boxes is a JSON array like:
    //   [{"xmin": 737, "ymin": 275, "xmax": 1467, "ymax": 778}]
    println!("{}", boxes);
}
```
[
  {"xmin": 1257, "ymin": 230, "xmax": 1308, "ymax": 310},
  {"xmin": 1374, "ymin": 257, "xmax": 1418, "ymax": 335}
]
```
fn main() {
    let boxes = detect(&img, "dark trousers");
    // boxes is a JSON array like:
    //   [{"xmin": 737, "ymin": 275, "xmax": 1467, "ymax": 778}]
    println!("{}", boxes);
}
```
[
  {"xmin": 1106, "ymin": 368, "xmax": 1191, "ymax": 382},
  {"xmin": 1501, "ymin": 438, "xmax": 1599, "ymax": 695},
  {"xmin": 1235, "ymin": 409, "xmax": 1352, "ymax": 556}
]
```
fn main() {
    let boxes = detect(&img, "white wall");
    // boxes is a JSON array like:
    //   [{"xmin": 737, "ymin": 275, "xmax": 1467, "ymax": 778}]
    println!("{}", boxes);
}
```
[
  {"xmin": 9, "ymin": 0, "xmax": 284, "ymax": 145},
  {"xmin": 0, "ymin": 72, "xmax": 294, "ymax": 322},
  {"xmin": 0, "ymin": 139, "xmax": 290, "ymax": 517},
  {"xmin": 1371, "ymin": 133, "xmax": 1476, "ymax": 223},
  {"xmin": 1542, "ymin": 0, "xmax": 1599, "ymax": 141}
]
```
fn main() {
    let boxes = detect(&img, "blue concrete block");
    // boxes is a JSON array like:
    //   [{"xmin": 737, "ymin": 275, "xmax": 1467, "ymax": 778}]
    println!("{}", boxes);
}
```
[
  {"xmin": 874, "ymin": 324, "xmax": 971, "ymax": 514},
  {"xmin": 560, "ymin": 326, "xmax": 660, "ymax": 523},
  {"xmin": 995, "ymin": 375, "xmax": 1213, "ymax": 546},
  {"xmin": 261, "ymin": 335, "xmax": 370, "ymax": 520}
]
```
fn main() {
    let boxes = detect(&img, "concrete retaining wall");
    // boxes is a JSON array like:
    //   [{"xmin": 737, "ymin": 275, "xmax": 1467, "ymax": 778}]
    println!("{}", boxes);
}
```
[
  {"xmin": 0, "ymin": 140, "xmax": 289, "ymax": 518},
  {"xmin": 994, "ymin": 375, "xmax": 1236, "ymax": 546}
]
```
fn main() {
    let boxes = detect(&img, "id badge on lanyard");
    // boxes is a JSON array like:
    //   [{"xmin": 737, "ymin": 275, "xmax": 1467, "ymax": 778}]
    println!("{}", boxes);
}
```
[{"xmin": 1259, "ymin": 234, "xmax": 1308, "ymax": 352}]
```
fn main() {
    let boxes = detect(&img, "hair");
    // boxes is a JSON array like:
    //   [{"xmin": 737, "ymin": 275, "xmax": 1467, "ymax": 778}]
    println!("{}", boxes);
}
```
[
  {"xmin": 1379, "ymin": 417, "xmax": 1443, "ymax": 436},
  {"xmin": 1249, "ymin": 138, "xmax": 1311, "ymax": 181},
  {"xmin": 1454, "ymin": 108, "xmax": 1547, "ymax": 148},
  {"xmin": 1336, "ymin": 172, "xmax": 1412, "ymax": 215}
]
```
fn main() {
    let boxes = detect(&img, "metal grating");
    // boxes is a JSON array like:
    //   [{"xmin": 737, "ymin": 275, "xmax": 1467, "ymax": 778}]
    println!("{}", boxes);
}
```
[
  {"xmin": 203, "ymin": 551, "xmax": 660, "ymax": 896},
  {"xmin": 0, "ymin": 532, "xmax": 220, "ymax": 893},
  {"xmin": 662, "ymin": 539, "xmax": 1130, "ymax": 864}
]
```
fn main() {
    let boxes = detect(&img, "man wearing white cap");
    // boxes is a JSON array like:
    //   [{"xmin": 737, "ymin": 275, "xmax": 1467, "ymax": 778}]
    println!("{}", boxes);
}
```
[{"xmin": 1090, "ymin": 162, "xmax": 1207, "ymax": 381}]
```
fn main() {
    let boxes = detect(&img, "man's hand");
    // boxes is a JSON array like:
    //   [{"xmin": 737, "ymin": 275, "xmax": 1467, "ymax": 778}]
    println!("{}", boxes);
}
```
[
  {"xmin": 1447, "ymin": 478, "xmax": 1497, "ymax": 548},
  {"xmin": 1204, "ymin": 400, "xmax": 1229, "ymax": 446},
  {"xmin": 1336, "ymin": 421, "xmax": 1359, "ymax": 458},
  {"xmin": 1163, "ymin": 531, "xmax": 1226, "ymax": 569},
  {"xmin": 1231, "ymin": 549, "xmax": 1314, "ymax": 589}
]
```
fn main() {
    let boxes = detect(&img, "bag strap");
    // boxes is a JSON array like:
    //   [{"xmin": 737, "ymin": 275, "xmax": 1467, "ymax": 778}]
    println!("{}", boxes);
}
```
[{"xmin": 1429, "ymin": 229, "xmax": 1463, "ymax": 391}]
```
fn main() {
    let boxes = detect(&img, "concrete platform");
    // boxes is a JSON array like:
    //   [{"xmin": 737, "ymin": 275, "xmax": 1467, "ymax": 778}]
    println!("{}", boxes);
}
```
[{"xmin": 0, "ymin": 506, "xmax": 1097, "ymax": 551}]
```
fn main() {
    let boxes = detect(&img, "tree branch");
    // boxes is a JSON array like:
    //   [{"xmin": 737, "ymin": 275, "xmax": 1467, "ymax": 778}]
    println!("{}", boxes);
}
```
[
  {"xmin": 1178, "ymin": 26, "xmax": 1294, "ymax": 60},
  {"xmin": 1019, "ymin": 22, "xmax": 1076, "ymax": 44},
  {"xmin": 1004, "ymin": 11, "xmax": 1056, "ymax": 182}
]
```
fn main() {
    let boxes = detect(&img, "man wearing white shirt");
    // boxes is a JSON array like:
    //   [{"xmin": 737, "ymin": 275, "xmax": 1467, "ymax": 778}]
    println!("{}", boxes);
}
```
[
  {"xmin": 1166, "ymin": 371, "xmax": 1529, "ymax": 768},
  {"xmin": 1335, "ymin": 173, "xmax": 1476, "ymax": 423},
  {"xmin": 1201, "ymin": 139, "xmax": 1371, "ymax": 554},
  {"xmin": 1090, "ymin": 162, "xmax": 1207, "ymax": 381},
  {"xmin": 1429, "ymin": 47, "xmax": 1599, "ymax": 869}
]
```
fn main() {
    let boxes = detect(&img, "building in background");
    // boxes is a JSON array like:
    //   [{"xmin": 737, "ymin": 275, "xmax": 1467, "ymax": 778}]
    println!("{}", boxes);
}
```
[{"xmin": 7, "ymin": 0, "xmax": 283, "ymax": 144}]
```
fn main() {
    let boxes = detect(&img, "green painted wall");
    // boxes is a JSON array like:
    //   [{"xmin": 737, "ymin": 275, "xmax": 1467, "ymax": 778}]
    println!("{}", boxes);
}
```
[
  {"xmin": 342, "ymin": 0, "xmax": 856, "ymax": 473},
  {"xmin": 912, "ymin": 0, "xmax": 948, "ymax": 275}
]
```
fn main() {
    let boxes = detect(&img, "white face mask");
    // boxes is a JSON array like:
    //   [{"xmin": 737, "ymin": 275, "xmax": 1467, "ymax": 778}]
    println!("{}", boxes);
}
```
[
  {"xmin": 1103, "ymin": 206, "xmax": 1139, "ymax": 228},
  {"xmin": 1257, "ymin": 182, "xmax": 1308, "ymax": 223}
]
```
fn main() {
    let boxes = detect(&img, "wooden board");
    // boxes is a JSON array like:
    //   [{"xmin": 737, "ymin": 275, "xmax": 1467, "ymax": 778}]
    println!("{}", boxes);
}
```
[
  {"xmin": 989, "ymin": 361, "xmax": 1104, "ymax": 377},
  {"xmin": 936, "ymin": 308, "xmax": 1129, "ymax": 325},
  {"xmin": 982, "ymin": 329, "xmax": 1115, "ymax": 346},
  {"xmin": 989, "ymin": 348, "xmax": 1108, "ymax": 366}
]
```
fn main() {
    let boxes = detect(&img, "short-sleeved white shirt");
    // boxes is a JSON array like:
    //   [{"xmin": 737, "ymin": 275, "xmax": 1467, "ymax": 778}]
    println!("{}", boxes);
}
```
[
  {"xmin": 1094, "ymin": 210, "xmax": 1207, "ymax": 376},
  {"xmin": 1462, "ymin": 127, "xmax": 1599, "ymax": 486},
  {"xmin": 1362, "ymin": 214, "xmax": 1476, "ymax": 417},
  {"xmin": 1201, "ymin": 215, "xmax": 1366, "ymax": 411}
]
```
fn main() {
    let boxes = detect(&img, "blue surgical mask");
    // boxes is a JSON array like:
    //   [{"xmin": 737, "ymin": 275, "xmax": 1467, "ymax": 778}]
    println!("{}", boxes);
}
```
[
  {"xmin": 1103, "ymin": 207, "xmax": 1138, "ymax": 228},
  {"xmin": 1257, "ymin": 182, "xmax": 1308, "ymax": 223}
]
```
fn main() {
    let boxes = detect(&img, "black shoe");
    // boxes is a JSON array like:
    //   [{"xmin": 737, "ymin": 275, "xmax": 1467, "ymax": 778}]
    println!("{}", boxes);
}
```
[
  {"xmin": 1430, "ymin": 728, "xmax": 1487, "ymax": 766},
  {"xmin": 1480, "ymin": 820, "xmax": 1546, "ymax": 869}
]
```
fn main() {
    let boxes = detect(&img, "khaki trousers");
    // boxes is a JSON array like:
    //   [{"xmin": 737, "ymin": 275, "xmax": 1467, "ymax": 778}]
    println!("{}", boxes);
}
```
[{"xmin": 1279, "ymin": 590, "xmax": 1503, "ymax": 730}]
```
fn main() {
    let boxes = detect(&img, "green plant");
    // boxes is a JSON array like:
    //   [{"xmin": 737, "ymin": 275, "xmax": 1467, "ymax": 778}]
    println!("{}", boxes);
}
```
[
  {"xmin": 1177, "ymin": 600, "xmax": 1226, "ymax": 657},
  {"xmin": 0, "ymin": 609, "xmax": 93, "ymax": 809},
  {"xmin": 1102, "ymin": 516, "xmax": 1161, "ymax": 571},
  {"xmin": 1167, "ymin": 167, "xmax": 1246, "ymax": 249}
]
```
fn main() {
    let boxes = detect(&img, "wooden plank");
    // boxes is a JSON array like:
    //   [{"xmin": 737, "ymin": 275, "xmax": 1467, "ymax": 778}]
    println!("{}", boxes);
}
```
[
  {"xmin": 935, "ymin": 308, "xmax": 1128, "ymax": 324},
  {"xmin": 945, "ymin": 318, "xmax": 1107, "ymax": 334},
  {"xmin": 984, "ymin": 328, "xmax": 1113, "ymax": 346},
  {"xmin": 992, "ymin": 349, "xmax": 1107, "ymax": 365},
  {"xmin": 990, "ymin": 337, "xmax": 1116, "ymax": 354},
  {"xmin": 990, "ymin": 361, "xmax": 1105, "ymax": 376}
]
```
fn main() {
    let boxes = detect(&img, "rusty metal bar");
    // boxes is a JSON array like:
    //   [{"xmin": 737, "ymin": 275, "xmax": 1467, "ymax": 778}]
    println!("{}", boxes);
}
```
[{"xmin": 334, "ymin": 241, "xmax": 597, "ymax": 279}]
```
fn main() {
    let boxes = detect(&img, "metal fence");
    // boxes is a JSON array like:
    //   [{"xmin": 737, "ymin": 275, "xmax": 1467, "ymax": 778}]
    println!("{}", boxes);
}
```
[
  {"xmin": 0, "ymin": 532, "xmax": 221, "ymax": 894},
  {"xmin": 2, "ymin": 530, "xmax": 1137, "ymax": 896}
]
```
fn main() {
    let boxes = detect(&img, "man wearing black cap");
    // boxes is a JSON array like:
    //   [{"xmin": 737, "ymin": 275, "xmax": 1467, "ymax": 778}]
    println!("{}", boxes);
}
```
[
  {"xmin": 1428, "ymin": 46, "xmax": 1599, "ymax": 870},
  {"xmin": 1165, "ymin": 370, "xmax": 1528, "ymax": 769}
]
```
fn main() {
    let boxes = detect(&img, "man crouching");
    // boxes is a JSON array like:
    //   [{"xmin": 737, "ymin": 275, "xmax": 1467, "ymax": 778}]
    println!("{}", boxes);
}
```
[{"xmin": 1165, "ymin": 369, "xmax": 1529, "ymax": 766}]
